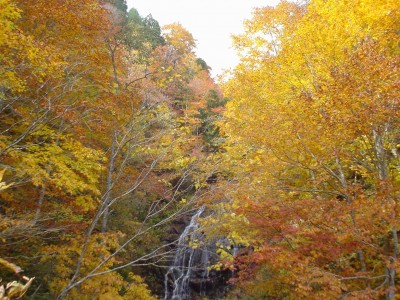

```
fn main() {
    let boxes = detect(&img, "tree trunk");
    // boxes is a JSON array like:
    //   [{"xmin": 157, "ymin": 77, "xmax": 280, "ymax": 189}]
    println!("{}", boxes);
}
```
[
  {"xmin": 102, "ymin": 132, "xmax": 116, "ymax": 232},
  {"xmin": 374, "ymin": 127, "xmax": 397, "ymax": 299},
  {"xmin": 373, "ymin": 128, "xmax": 388, "ymax": 181},
  {"xmin": 33, "ymin": 185, "xmax": 45, "ymax": 224}
]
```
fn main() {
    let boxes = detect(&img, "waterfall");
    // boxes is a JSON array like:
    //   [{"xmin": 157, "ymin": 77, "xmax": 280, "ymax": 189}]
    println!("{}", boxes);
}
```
[
  {"xmin": 164, "ymin": 206, "xmax": 209, "ymax": 300},
  {"xmin": 164, "ymin": 206, "xmax": 238, "ymax": 299}
]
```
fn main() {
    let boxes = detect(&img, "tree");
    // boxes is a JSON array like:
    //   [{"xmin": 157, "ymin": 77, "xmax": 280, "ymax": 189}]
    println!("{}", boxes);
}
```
[
  {"xmin": 0, "ymin": 1, "xmax": 226, "ymax": 298},
  {"xmin": 211, "ymin": 0, "xmax": 400, "ymax": 298},
  {"xmin": 0, "ymin": 169, "xmax": 35, "ymax": 300},
  {"xmin": 162, "ymin": 23, "xmax": 196, "ymax": 56}
]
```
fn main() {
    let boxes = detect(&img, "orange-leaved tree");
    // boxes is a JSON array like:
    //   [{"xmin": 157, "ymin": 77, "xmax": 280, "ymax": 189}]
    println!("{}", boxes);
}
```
[{"xmin": 209, "ymin": 0, "xmax": 400, "ymax": 298}]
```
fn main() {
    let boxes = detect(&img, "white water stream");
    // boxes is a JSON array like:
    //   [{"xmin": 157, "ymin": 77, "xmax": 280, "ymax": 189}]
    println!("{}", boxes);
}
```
[{"xmin": 164, "ymin": 206, "xmax": 209, "ymax": 299}]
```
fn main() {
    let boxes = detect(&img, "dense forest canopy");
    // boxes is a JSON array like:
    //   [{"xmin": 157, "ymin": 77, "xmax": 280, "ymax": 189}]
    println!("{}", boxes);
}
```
[{"xmin": 0, "ymin": 0, "xmax": 399, "ymax": 299}]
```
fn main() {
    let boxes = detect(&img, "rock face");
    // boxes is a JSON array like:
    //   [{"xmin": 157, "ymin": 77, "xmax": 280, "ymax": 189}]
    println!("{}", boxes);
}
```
[{"xmin": 164, "ymin": 207, "xmax": 233, "ymax": 300}]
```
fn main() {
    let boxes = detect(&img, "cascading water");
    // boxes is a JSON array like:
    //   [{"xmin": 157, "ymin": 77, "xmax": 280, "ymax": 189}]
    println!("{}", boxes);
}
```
[
  {"xmin": 164, "ymin": 206, "xmax": 208, "ymax": 300},
  {"xmin": 164, "ymin": 207, "xmax": 239, "ymax": 300}
]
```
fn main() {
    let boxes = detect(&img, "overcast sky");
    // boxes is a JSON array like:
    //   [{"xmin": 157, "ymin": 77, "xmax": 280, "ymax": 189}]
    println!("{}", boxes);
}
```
[{"xmin": 126, "ymin": 0, "xmax": 280, "ymax": 78}]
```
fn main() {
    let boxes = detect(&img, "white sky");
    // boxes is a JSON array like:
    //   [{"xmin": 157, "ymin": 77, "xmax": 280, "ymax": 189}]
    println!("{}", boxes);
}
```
[{"xmin": 126, "ymin": 0, "xmax": 280, "ymax": 78}]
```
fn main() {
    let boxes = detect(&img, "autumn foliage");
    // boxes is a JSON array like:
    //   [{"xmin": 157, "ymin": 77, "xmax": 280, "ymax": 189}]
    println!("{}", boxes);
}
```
[
  {"xmin": 211, "ymin": 0, "xmax": 400, "ymax": 298},
  {"xmin": 1, "ymin": 0, "xmax": 399, "ymax": 299},
  {"xmin": 0, "ymin": 0, "xmax": 224, "ymax": 299}
]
